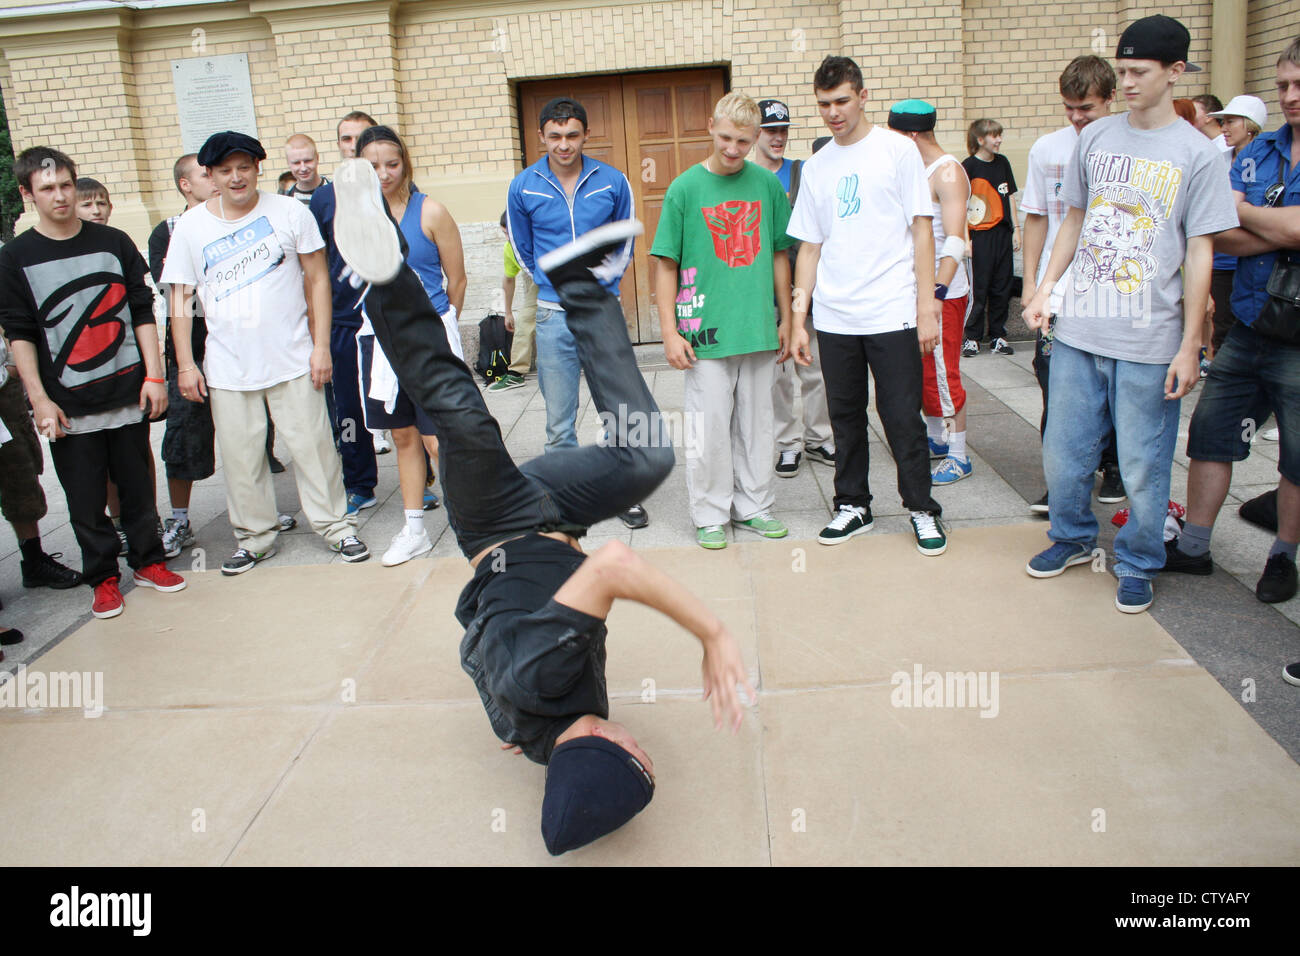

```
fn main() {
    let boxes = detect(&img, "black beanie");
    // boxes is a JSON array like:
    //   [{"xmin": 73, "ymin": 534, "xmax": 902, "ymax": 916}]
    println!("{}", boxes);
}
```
[{"xmin": 541, "ymin": 735, "xmax": 654, "ymax": 855}]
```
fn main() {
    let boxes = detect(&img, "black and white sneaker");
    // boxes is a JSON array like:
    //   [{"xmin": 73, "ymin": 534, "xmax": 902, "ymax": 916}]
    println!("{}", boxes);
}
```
[
  {"xmin": 333, "ymin": 535, "xmax": 370, "ymax": 563},
  {"xmin": 222, "ymin": 546, "xmax": 277, "ymax": 576},
  {"xmin": 1097, "ymin": 464, "xmax": 1126, "ymax": 504},
  {"xmin": 804, "ymin": 444, "xmax": 835, "ymax": 466},
  {"xmin": 537, "ymin": 219, "xmax": 643, "ymax": 288},
  {"xmin": 332, "ymin": 158, "xmax": 403, "ymax": 284},
  {"xmin": 1030, "ymin": 492, "xmax": 1049, "ymax": 515},
  {"xmin": 817, "ymin": 505, "xmax": 874, "ymax": 545},
  {"xmin": 775, "ymin": 449, "xmax": 801, "ymax": 477}
]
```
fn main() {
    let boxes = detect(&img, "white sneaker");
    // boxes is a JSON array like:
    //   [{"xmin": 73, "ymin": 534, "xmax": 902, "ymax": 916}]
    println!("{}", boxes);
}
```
[
  {"xmin": 333, "ymin": 158, "xmax": 403, "ymax": 283},
  {"xmin": 382, "ymin": 525, "xmax": 432, "ymax": 566},
  {"xmin": 1261, "ymin": 427, "xmax": 1280, "ymax": 442}
]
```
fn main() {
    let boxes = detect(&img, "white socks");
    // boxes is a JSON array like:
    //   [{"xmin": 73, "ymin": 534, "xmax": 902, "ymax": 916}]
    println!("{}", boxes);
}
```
[
  {"xmin": 925, "ymin": 416, "xmax": 946, "ymax": 442},
  {"xmin": 948, "ymin": 430, "xmax": 968, "ymax": 463},
  {"xmin": 405, "ymin": 509, "xmax": 424, "ymax": 535}
]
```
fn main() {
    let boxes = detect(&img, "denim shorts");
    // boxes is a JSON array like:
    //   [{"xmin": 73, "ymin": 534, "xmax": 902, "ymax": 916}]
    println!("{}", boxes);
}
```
[{"xmin": 1187, "ymin": 322, "xmax": 1300, "ymax": 484}]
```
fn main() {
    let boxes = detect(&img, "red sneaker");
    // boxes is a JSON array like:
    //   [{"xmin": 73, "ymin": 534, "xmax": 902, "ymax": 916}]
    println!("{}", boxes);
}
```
[
  {"xmin": 92, "ymin": 577, "xmax": 124, "ymax": 619},
  {"xmin": 133, "ymin": 563, "xmax": 187, "ymax": 593}
]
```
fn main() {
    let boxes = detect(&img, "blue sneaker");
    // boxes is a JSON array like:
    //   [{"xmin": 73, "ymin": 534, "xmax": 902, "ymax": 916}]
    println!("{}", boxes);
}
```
[
  {"xmin": 931, "ymin": 455, "xmax": 972, "ymax": 485},
  {"xmin": 346, "ymin": 492, "xmax": 377, "ymax": 515},
  {"xmin": 928, "ymin": 437, "xmax": 949, "ymax": 460},
  {"xmin": 1115, "ymin": 577, "xmax": 1153, "ymax": 613},
  {"xmin": 423, "ymin": 490, "xmax": 441, "ymax": 511},
  {"xmin": 1026, "ymin": 542, "xmax": 1093, "ymax": 578}
]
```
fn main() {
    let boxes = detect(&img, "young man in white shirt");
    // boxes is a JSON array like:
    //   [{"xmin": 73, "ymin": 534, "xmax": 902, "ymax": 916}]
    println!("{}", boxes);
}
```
[
  {"xmin": 787, "ymin": 56, "xmax": 947, "ymax": 555},
  {"xmin": 1021, "ymin": 55, "xmax": 1123, "ymax": 514},
  {"xmin": 162, "ymin": 131, "xmax": 369, "ymax": 574}
]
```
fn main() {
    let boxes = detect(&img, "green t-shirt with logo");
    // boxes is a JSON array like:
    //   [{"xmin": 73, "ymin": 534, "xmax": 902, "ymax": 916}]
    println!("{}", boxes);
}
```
[{"xmin": 650, "ymin": 162, "xmax": 794, "ymax": 359}]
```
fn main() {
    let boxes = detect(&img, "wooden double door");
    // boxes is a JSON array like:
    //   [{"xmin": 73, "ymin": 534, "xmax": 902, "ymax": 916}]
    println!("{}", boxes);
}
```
[{"xmin": 518, "ymin": 68, "xmax": 726, "ymax": 344}]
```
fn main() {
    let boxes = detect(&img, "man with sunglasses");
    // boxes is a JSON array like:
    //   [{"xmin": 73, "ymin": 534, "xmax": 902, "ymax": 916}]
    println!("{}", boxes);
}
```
[{"xmin": 1165, "ymin": 35, "xmax": 1300, "ymax": 604}]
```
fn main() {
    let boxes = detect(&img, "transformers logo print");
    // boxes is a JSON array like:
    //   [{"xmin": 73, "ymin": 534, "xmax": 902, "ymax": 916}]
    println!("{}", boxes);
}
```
[{"xmin": 701, "ymin": 200, "xmax": 762, "ymax": 268}]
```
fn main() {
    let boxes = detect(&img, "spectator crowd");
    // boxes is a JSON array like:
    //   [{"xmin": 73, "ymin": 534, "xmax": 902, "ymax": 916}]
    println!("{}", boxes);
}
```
[{"xmin": 1, "ymin": 17, "xmax": 1297, "ymax": 688}]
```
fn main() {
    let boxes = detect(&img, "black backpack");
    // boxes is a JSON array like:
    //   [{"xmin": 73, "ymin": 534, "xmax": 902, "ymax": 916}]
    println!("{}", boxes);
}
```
[{"xmin": 475, "ymin": 313, "xmax": 514, "ymax": 385}]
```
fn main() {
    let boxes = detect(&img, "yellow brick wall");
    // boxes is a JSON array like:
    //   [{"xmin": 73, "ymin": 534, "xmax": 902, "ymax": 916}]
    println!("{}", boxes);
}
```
[
  {"xmin": 730, "ymin": 0, "xmax": 839, "ymax": 158},
  {"xmin": 270, "ymin": 16, "xmax": 401, "ymax": 181},
  {"xmin": 1246, "ymin": 0, "xmax": 1298, "ymax": 120},
  {"xmin": 6, "ymin": 43, "xmax": 147, "ymax": 194},
  {"xmin": 0, "ymin": 0, "xmax": 1257, "ymax": 291},
  {"xmin": 840, "ymin": 0, "xmax": 965, "ymax": 143},
  {"xmin": 130, "ymin": 26, "xmax": 283, "ymax": 218}
]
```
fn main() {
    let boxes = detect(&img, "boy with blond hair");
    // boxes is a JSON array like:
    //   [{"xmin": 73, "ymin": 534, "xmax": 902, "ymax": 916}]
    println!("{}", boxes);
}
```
[{"xmin": 651, "ymin": 92, "xmax": 796, "ymax": 549}]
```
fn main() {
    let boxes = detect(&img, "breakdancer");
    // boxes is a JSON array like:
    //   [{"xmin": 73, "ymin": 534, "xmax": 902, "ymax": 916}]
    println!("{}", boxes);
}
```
[{"xmin": 331, "ymin": 158, "xmax": 754, "ymax": 855}]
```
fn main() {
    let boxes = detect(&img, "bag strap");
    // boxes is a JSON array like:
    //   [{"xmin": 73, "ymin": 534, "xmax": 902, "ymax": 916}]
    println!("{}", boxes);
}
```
[{"xmin": 788, "ymin": 159, "xmax": 803, "ymax": 207}]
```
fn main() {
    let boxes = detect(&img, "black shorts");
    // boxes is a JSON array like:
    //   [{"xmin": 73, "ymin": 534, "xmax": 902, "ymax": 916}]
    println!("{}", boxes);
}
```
[
  {"xmin": 0, "ymin": 376, "xmax": 48, "ymax": 524},
  {"xmin": 162, "ymin": 357, "xmax": 216, "ymax": 481}
]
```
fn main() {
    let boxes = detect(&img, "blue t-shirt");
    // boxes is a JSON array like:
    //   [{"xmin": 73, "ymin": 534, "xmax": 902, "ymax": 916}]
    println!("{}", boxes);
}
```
[
  {"xmin": 1229, "ymin": 124, "xmax": 1300, "ymax": 326},
  {"xmin": 775, "ymin": 157, "xmax": 795, "ymax": 192}
]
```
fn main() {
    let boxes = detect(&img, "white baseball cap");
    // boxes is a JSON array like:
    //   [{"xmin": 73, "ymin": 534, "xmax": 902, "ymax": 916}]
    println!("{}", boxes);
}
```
[{"xmin": 1209, "ymin": 95, "xmax": 1268, "ymax": 129}]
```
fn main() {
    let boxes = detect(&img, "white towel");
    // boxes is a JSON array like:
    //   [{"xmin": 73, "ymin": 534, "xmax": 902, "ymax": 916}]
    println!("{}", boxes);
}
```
[{"xmin": 360, "ymin": 306, "xmax": 460, "ymax": 413}]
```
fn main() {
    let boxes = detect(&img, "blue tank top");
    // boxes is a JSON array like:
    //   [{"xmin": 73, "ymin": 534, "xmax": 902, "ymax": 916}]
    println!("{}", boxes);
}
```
[{"xmin": 400, "ymin": 192, "xmax": 452, "ymax": 315}]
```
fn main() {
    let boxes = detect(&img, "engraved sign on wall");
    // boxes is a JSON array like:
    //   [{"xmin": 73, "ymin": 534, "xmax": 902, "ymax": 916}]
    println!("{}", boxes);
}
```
[{"xmin": 172, "ymin": 54, "xmax": 258, "ymax": 153}]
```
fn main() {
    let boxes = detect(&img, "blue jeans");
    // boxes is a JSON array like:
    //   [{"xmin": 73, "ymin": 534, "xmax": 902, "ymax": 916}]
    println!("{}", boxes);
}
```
[
  {"xmin": 534, "ymin": 305, "xmax": 581, "ymax": 451},
  {"xmin": 1043, "ymin": 340, "xmax": 1180, "ymax": 580}
]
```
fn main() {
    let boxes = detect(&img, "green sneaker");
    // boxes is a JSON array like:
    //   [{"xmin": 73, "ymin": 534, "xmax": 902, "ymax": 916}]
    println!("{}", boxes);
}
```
[
  {"xmin": 909, "ymin": 511, "xmax": 947, "ymax": 556},
  {"xmin": 697, "ymin": 525, "xmax": 727, "ymax": 550},
  {"xmin": 733, "ymin": 512, "xmax": 788, "ymax": 539},
  {"xmin": 488, "ymin": 373, "xmax": 526, "ymax": 392}
]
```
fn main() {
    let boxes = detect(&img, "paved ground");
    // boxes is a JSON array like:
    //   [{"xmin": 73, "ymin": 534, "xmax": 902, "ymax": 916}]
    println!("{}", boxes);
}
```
[{"xmin": 2, "ymin": 338, "xmax": 1298, "ymax": 863}]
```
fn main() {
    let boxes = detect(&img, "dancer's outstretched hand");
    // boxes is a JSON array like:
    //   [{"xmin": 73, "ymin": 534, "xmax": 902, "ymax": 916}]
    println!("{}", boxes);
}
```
[{"xmin": 701, "ymin": 626, "xmax": 756, "ymax": 733}]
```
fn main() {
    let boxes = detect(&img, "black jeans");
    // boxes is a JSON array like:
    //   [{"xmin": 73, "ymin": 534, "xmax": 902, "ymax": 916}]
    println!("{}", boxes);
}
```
[
  {"xmin": 1034, "ymin": 321, "xmax": 1118, "ymax": 470},
  {"xmin": 49, "ymin": 419, "xmax": 165, "ymax": 587},
  {"xmin": 966, "ymin": 226, "xmax": 1014, "ymax": 342},
  {"xmin": 816, "ymin": 327, "xmax": 942, "ymax": 516},
  {"xmin": 363, "ymin": 265, "xmax": 674, "ymax": 559}
]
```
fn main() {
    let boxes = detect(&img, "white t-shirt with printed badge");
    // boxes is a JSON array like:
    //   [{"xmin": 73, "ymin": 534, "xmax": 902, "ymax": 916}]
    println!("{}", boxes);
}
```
[
  {"xmin": 787, "ymin": 125, "xmax": 933, "ymax": 335},
  {"xmin": 161, "ymin": 191, "xmax": 325, "ymax": 391}
]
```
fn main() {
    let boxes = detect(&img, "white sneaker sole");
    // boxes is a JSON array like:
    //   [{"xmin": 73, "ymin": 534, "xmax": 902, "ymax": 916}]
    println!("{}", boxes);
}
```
[
  {"xmin": 1115, "ymin": 590, "xmax": 1153, "ymax": 613},
  {"xmin": 536, "ymin": 219, "xmax": 643, "ymax": 278},
  {"xmin": 332, "ymin": 159, "xmax": 402, "ymax": 284},
  {"xmin": 222, "ymin": 546, "xmax": 277, "ymax": 576},
  {"xmin": 132, "ymin": 573, "xmax": 187, "ymax": 593},
  {"xmin": 382, "ymin": 538, "xmax": 432, "ymax": 567},
  {"xmin": 817, "ymin": 520, "xmax": 874, "ymax": 545},
  {"xmin": 92, "ymin": 602, "xmax": 124, "ymax": 619},
  {"xmin": 732, "ymin": 521, "xmax": 788, "ymax": 539},
  {"xmin": 1025, "ymin": 552, "xmax": 1092, "ymax": 578}
]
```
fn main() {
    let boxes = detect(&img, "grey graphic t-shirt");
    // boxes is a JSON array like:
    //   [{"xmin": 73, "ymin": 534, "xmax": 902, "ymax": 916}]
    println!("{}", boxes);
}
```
[{"xmin": 1054, "ymin": 113, "xmax": 1238, "ymax": 365}]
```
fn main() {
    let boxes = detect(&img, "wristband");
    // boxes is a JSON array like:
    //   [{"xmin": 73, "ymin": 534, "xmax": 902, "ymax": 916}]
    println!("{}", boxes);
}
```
[
  {"xmin": 934, "ymin": 283, "xmax": 949, "ymax": 301},
  {"xmin": 144, "ymin": 377, "xmax": 164, "ymax": 384}
]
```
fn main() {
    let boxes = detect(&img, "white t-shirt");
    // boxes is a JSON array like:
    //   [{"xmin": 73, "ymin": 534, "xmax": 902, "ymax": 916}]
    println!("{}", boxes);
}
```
[
  {"xmin": 161, "ymin": 192, "xmax": 325, "ymax": 391},
  {"xmin": 788, "ymin": 126, "xmax": 932, "ymax": 334},
  {"xmin": 1021, "ymin": 124, "xmax": 1079, "ymax": 290}
]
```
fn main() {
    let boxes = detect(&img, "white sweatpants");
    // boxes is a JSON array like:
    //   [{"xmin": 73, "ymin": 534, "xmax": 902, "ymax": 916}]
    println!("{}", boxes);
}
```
[
  {"xmin": 210, "ymin": 372, "xmax": 356, "ymax": 553},
  {"xmin": 684, "ymin": 352, "xmax": 777, "ymax": 528},
  {"xmin": 772, "ymin": 330, "xmax": 833, "ymax": 453}
]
